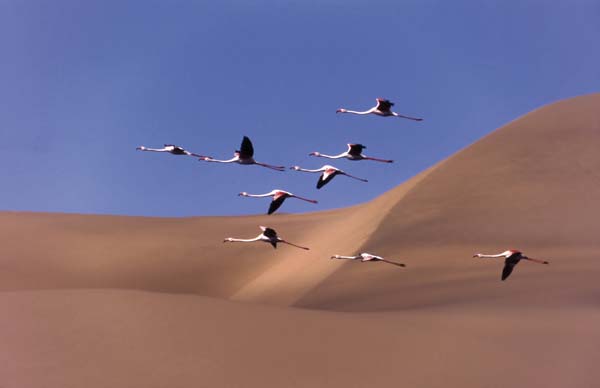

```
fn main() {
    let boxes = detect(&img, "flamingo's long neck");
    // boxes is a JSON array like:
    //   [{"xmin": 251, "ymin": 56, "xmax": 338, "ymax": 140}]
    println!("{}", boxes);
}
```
[
  {"xmin": 478, "ymin": 252, "xmax": 510, "ymax": 258},
  {"xmin": 294, "ymin": 167, "xmax": 324, "ymax": 173},
  {"xmin": 244, "ymin": 192, "xmax": 275, "ymax": 198},
  {"xmin": 227, "ymin": 236, "xmax": 262, "ymax": 243},
  {"xmin": 206, "ymin": 156, "xmax": 239, "ymax": 163},
  {"xmin": 343, "ymin": 109, "xmax": 373, "ymax": 115},
  {"xmin": 141, "ymin": 147, "xmax": 169, "ymax": 152},
  {"xmin": 332, "ymin": 255, "xmax": 360, "ymax": 260},
  {"xmin": 314, "ymin": 152, "xmax": 346, "ymax": 159}
]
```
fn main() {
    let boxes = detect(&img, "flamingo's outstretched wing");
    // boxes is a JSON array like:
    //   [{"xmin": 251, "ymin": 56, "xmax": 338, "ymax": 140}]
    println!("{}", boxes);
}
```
[
  {"xmin": 240, "ymin": 136, "xmax": 254, "ymax": 158},
  {"xmin": 171, "ymin": 146, "xmax": 187, "ymax": 155},
  {"xmin": 262, "ymin": 227, "xmax": 278, "ymax": 239},
  {"xmin": 348, "ymin": 144, "xmax": 365, "ymax": 157},
  {"xmin": 316, "ymin": 170, "xmax": 338, "ymax": 189},
  {"xmin": 501, "ymin": 262, "xmax": 516, "ymax": 281},
  {"xmin": 376, "ymin": 98, "xmax": 394, "ymax": 112},
  {"xmin": 268, "ymin": 196, "xmax": 287, "ymax": 215}
]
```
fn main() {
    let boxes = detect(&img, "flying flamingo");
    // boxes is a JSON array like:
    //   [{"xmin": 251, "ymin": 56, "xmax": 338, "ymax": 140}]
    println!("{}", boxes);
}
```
[
  {"xmin": 223, "ymin": 226, "xmax": 309, "ymax": 250},
  {"xmin": 309, "ymin": 144, "xmax": 393, "ymax": 163},
  {"xmin": 290, "ymin": 165, "xmax": 368, "ymax": 189},
  {"xmin": 330, "ymin": 253, "xmax": 406, "ymax": 267},
  {"xmin": 336, "ymin": 98, "xmax": 423, "ymax": 121},
  {"xmin": 201, "ymin": 136, "xmax": 285, "ymax": 171},
  {"xmin": 238, "ymin": 190, "xmax": 318, "ymax": 215},
  {"xmin": 473, "ymin": 250, "xmax": 549, "ymax": 281},
  {"xmin": 136, "ymin": 144, "xmax": 209, "ymax": 158}
]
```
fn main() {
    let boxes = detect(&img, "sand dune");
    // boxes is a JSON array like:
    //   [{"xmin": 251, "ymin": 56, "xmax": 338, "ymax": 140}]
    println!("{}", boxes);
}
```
[
  {"xmin": 2, "ymin": 94, "xmax": 600, "ymax": 387},
  {"xmin": 2, "ymin": 289, "xmax": 599, "ymax": 388},
  {"xmin": 298, "ymin": 93, "xmax": 600, "ymax": 310},
  {"xmin": 0, "ymin": 166, "xmax": 433, "ymax": 305}
]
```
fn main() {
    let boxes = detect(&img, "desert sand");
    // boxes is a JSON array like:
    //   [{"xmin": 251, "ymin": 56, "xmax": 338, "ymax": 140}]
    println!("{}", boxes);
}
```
[{"xmin": 1, "ymin": 94, "xmax": 599, "ymax": 387}]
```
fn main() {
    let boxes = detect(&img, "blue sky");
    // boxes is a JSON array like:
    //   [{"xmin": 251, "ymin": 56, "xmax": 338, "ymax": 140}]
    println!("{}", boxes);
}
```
[{"xmin": 1, "ymin": 1, "xmax": 599, "ymax": 216}]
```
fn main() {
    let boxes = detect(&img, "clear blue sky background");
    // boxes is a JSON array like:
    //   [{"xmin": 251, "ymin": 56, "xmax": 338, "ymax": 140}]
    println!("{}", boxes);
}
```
[{"xmin": 1, "ymin": 1, "xmax": 599, "ymax": 217}]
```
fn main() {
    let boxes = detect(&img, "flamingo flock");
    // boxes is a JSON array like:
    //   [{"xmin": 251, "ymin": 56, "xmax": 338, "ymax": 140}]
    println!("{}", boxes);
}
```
[{"xmin": 137, "ymin": 97, "xmax": 551, "ymax": 282}]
